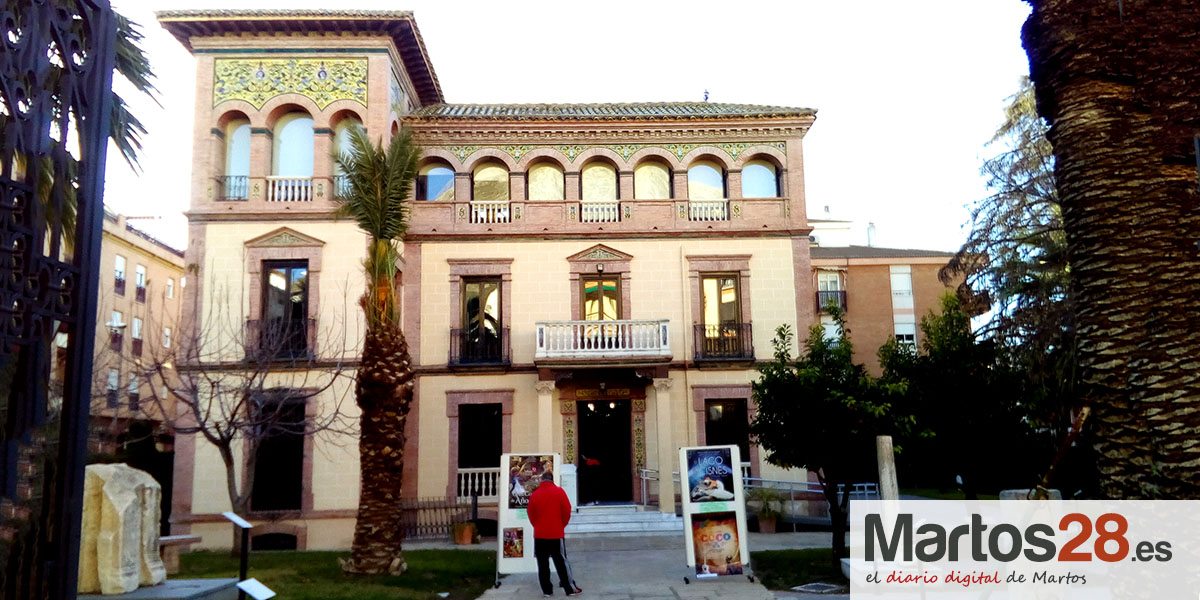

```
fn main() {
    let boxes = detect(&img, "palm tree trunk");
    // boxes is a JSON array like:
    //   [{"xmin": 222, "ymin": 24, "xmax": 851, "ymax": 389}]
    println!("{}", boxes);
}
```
[
  {"xmin": 1023, "ymin": 1, "xmax": 1200, "ymax": 497},
  {"xmin": 344, "ymin": 324, "xmax": 414, "ymax": 574}
]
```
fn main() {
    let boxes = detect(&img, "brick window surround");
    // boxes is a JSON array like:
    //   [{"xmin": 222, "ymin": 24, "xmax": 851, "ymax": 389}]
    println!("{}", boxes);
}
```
[
  {"xmin": 691, "ymin": 384, "xmax": 760, "ymax": 477},
  {"xmin": 567, "ymin": 245, "xmax": 632, "ymax": 320},
  {"xmin": 445, "ymin": 389, "xmax": 514, "ymax": 498},
  {"xmin": 240, "ymin": 391, "xmax": 318, "ymax": 518},
  {"xmin": 447, "ymin": 259, "xmax": 513, "ymax": 330},
  {"xmin": 686, "ymin": 255, "xmax": 753, "ymax": 326},
  {"xmin": 245, "ymin": 228, "xmax": 324, "ymax": 353}
]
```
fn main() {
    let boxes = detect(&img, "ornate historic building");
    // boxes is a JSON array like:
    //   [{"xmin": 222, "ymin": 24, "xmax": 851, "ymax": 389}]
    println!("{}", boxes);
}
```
[{"xmin": 158, "ymin": 9, "xmax": 952, "ymax": 550}]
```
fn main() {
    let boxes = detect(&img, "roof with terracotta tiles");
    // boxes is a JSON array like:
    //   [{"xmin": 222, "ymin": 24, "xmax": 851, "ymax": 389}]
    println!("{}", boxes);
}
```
[
  {"xmin": 156, "ymin": 9, "xmax": 443, "ymax": 105},
  {"xmin": 406, "ymin": 102, "xmax": 818, "ymax": 121},
  {"xmin": 810, "ymin": 245, "xmax": 955, "ymax": 259}
]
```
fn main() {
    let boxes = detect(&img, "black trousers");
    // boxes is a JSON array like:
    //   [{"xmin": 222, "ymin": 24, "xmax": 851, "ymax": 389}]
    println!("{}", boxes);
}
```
[{"xmin": 533, "ymin": 537, "xmax": 577, "ymax": 595}]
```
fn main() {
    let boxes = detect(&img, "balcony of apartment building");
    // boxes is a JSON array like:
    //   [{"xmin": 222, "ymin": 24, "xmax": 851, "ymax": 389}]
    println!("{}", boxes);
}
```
[
  {"xmin": 207, "ymin": 110, "xmax": 363, "ymax": 213},
  {"xmin": 245, "ymin": 317, "xmax": 317, "ymax": 362},
  {"xmin": 693, "ymin": 322, "xmax": 754, "ymax": 361},
  {"xmin": 535, "ymin": 276, "xmax": 671, "ymax": 364},
  {"xmin": 816, "ymin": 271, "xmax": 847, "ymax": 313},
  {"xmin": 449, "ymin": 327, "xmax": 511, "ymax": 368},
  {"xmin": 406, "ymin": 152, "xmax": 799, "ymax": 237}
]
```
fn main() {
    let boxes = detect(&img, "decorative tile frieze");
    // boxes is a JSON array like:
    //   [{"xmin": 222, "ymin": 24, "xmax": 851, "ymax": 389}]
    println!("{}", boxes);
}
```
[
  {"xmin": 432, "ymin": 141, "xmax": 787, "ymax": 165},
  {"xmin": 213, "ymin": 58, "xmax": 368, "ymax": 109},
  {"xmin": 563, "ymin": 416, "xmax": 576, "ymax": 464},
  {"xmin": 633, "ymin": 414, "xmax": 646, "ymax": 469}
]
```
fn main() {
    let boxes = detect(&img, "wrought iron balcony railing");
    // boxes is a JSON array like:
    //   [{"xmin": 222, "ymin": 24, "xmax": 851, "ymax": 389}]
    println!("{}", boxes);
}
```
[
  {"xmin": 135, "ymin": 285, "xmax": 146, "ymax": 303},
  {"xmin": 694, "ymin": 322, "xmax": 754, "ymax": 360},
  {"xmin": 131, "ymin": 338, "xmax": 143, "ymax": 357},
  {"xmin": 449, "ymin": 327, "xmax": 511, "ymax": 366},
  {"xmin": 816, "ymin": 290, "xmax": 847, "ymax": 313},
  {"xmin": 109, "ymin": 331, "xmax": 122, "ymax": 352},
  {"xmin": 114, "ymin": 276, "xmax": 125, "ymax": 296},
  {"xmin": 214, "ymin": 175, "xmax": 249, "ymax": 201}
]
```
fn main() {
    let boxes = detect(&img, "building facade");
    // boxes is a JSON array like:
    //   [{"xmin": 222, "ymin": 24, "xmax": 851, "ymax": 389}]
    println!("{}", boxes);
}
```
[{"xmin": 158, "ymin": 9, "xmax": 952, "ymax": 550}]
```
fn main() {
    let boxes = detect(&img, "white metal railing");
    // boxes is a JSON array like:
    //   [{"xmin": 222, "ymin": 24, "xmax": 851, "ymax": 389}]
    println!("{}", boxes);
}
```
[
  {"xmin": 688, "ymin": 199, "xmax": 729, "ymax": 221},
  {"xmin": 469, "ymin": 200, "xmax": 511, "ymax": 224},
  {"xmin": 535, "ymin": 319, "xmax": 670, "ymax": 359},
  {"xmin": 456, "ymin": 467, "xmax": 500, "ymax": 502},
  {"xmin": 741, "ymin": 462, "xmax": 752, "ymax": 481},
  {"xmin": 580, "ymin": 200, "xmax": 620, "ymax": 223},
  {"xmin": 639, "ymin": 468, "xmax": 660, "ymax": 506},
  {"xmin": 266, "ymin": 176, "xmax": 313, "ymax": 202}
]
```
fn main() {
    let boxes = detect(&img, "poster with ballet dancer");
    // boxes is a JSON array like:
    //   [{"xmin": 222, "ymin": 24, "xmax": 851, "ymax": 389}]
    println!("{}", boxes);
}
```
[
  {"xmin": 686, "ymin": 447, "xmax": 737, "ymax": 503},
  {"xmin": 507, "ymin": 454, "xmax": 554, "ymax": 509}
]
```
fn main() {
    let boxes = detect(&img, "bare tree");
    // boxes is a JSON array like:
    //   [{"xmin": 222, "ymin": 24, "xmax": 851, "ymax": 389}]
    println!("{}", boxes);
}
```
[{"xmin": 96, "ymin": 272, "xmax": 358, "ymax": 553}]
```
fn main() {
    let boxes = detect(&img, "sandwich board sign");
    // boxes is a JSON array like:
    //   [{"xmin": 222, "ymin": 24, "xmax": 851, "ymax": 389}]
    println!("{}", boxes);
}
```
[
  {"xmin": 497, "ymin": 453, "xmax": 562, "ymax": 575},
  {"xmin": 679, "ymin": 445, "xmax": 750, "ymax": 579}
]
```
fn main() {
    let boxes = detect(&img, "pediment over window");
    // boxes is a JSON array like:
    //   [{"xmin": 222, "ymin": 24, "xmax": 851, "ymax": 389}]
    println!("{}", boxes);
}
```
[
  {"xmin": 566, "ymin": 244, "xmax": 632, "ymax": 263},
  {"xmin": 244, "ymin": 227, "xmax": 325, "ymax": 249}
]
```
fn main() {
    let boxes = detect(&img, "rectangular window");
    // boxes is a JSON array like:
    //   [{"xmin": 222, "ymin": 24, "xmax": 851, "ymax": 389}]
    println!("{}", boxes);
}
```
[
  {"xmin": 820, "ymin": 315, "xmax": 840, "ymax": 343},
  {"xmin": 817, "ymin": 271, "xmax": 841, "ymax": 291},
  {"xmin": 114, "ymin": 255, "xmax": 126, "ymax": 279},
  {"xmin": 889, "ymin": 265, "xmax": 914, "ymax": 310},
  {"xmin": 705, "ymin": 399, "xmax": 750, "ymax": 461},
  {"xmin": 894, "ymin": 316, "xmax": 917, "ymax": 348},
  {"xmin": 701, "ymin": 274, "xmax": 740, "ymax": 326},
  {"xmin": 111, "ymin": 310, "xmax": 123, "ymax": 327},
  {"xmin": 131, "ymin": 317, "xmax": 143, "ymax": 340},
  {"xmin": 460, "ymin": 278, "xmax": 503, "ymax": 363},
  {"xmin": 261, "ymin": 260, "xmax": 309, "ymax": 358},
  {"xmin": 106, "ymin": 369, "xmax": 120, "ymax": 408},
  {"xmin": 166, "ymin": 278, "xmax": 175, "ymax": 299},
  {"xmin": 250, "ymin": 396, "xmax": 305, "ymax": 512},
  {"xmin": 162, "ymin": 327, "xmax": 171, "ymax": 348},
  {"xmin": 458, "ymin": 403, "xmax": 502, "ymax": 468},
  {"xmin": 127, "ymin": 374, "xmax": 140, "ymax": 410},
  {"xmin": 581, "ymin": 276, "xmax": 620, "ymax": 321},
  {"xmin": 135, "ymin": 265, "xmax": 146, "ymax": 287},
  {"xmin": 698, "ymin": 274, "xmax": 748, "ymax": 358}
]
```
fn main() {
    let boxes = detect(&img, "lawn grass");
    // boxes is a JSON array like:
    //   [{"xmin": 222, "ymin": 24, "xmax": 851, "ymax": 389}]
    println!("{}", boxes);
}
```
[
  {"xmin": 179, "ymin": 549, "xmax": 495, "ymax": 600},
  {"xmin": 901, "ymin": 488, "xmax": 1000, "ymax": 500},
  {"xmin": 751, "ymin": 548, "xmax": 847, "ymax": 590}
]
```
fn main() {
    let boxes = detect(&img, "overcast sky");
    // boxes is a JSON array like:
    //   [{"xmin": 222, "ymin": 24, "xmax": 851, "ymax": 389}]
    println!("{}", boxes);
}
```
[{"xmin": 105, "ymin": 0, "xmax": 1033, "ymax": 251}]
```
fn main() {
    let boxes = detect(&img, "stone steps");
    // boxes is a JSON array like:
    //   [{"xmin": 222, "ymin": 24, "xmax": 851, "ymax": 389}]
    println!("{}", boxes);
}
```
[{"xmin": 565, "ymin": 505, "xmax": 683, "ymax": 537}]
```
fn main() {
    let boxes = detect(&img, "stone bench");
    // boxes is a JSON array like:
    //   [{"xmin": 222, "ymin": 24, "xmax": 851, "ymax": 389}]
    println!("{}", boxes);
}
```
[{"xmin": 159, "ymin": 535, "xmax": 201, "ymax": 575}]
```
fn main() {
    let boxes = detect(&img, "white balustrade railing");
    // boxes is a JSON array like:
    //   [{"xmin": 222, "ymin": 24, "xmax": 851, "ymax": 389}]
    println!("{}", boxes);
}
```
[
  {"xmin": 470, "ymin": 200, "xmax": 511, "ymax": 224},
  {"xmin": 535, "ymin": 319, "xmax": 670, "ymax": 359},
  {"xmin": 688, "ymin": 199, "xmax": 729, "ymax": 221},
  {"xmin": 741, "ymin": 462, "xmax": 752, "ymax": 481},
  {"xmin": 456, "ymin": 467, "xmax": 500, "ymax": 502},
  {"xmin": 580, "ymin": 200, "xmax": 620, "ymax": 223},
  {"xmin": 266, "ymin": 176, "xmax": 314, "ymax": 202}
]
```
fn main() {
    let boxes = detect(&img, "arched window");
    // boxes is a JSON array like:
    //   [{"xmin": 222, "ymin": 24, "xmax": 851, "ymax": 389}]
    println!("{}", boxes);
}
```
[
  {"xmin": 741, "ymin": 159, "xmax": 779, "ymax": 198},
  {"xmin": 687, "ymin": 160, "xmax": 725, "ymax": 200},
  {"xmin": 581, "ymin": 161, "xmax": 617, "ymax": 201},
  {"xmin": 527, "ymin": 162, "xmax": 564, "ymax": 201},
  {"xmin": 272, "ymin": 112, "xmax": 314, "ymax": 177},
  {"xmin": 418, "ymin": 163, "xmax": 455, "ymax": 201},
  {"xmin": 634, "ymin": 160, "xmax": 670, "ymax": 199},
  {"xmin": 224, "ymin": 119, "xmax": 250, "ymax": 178},
  {"xmin": 472, "ymin": 162, "xmax": 509, "ymax": 201}
]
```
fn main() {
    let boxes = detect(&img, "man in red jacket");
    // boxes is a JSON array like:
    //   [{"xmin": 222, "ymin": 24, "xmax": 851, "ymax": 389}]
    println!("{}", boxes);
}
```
[{"xmin": 526, "ymin": 471, "xmax": 583, "ymax": 597}]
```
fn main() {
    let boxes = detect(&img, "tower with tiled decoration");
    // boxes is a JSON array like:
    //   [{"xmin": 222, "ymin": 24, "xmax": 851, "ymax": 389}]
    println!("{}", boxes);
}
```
[{"xmin": 159, "ymin": 9, "xmax": 825, "ymax": 550}]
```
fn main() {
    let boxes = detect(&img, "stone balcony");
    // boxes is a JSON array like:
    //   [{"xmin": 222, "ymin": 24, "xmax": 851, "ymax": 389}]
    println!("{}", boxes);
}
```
[
  {"xmin": 535, "ymin": 319, "xmax": 671, "ymax": 364},
  {"xmin": 406, "ymin": 197, "xmax": 799, "ymax": 238}
]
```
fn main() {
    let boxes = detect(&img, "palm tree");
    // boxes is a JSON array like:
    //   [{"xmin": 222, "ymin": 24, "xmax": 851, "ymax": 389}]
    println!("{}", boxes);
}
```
[
  {"xmin": 332, "ymin": 124, "xmax": 420, "ymax": 574},
  {"xmin": 1023, "ymin": 1, "xmax": 1200, "ymax": 498}
]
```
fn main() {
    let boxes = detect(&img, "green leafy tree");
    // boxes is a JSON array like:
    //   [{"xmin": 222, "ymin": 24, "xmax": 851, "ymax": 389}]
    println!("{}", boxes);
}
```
[
  {"xmin": 332, "ymin": 125, "xmax": 420, "ymax": 575},
  {"xmin": 750, "ymin": 308, "xmax": 907, "ymax": 562},
  {"xmin": 880, "ymin": 294, "xmax": 1041, "ymax": 498}
]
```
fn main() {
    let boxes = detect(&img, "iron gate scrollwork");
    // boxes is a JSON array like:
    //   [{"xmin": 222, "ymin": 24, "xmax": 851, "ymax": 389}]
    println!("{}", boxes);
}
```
[{"xmin": 0, "ymin": 1, "xmax": 116, "ymax": 598}]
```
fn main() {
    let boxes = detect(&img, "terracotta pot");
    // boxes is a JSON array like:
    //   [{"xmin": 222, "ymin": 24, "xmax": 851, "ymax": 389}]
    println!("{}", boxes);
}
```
[
  {"xmin": 452, "ymin": 522, "xmax": 478, "ymax": 545},
  {"xmin": 758, "ymin": 517, "xmax": 777, "ymax": 534}
]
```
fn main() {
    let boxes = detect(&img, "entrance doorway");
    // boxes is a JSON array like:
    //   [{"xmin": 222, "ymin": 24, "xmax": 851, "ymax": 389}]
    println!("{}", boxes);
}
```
[{"xmin": 577, "ymin": 398, "xmax": 632, "ymax": 505}]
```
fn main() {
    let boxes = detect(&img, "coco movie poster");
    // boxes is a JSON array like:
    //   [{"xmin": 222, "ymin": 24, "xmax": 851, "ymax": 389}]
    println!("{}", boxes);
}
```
[
  {"xmin": 691, "ymin": 513, "xmax": 744, "ymax": 576},
  {"xmin": 686, "ymin": 447, "xmax": 736, "ymax": 503}
]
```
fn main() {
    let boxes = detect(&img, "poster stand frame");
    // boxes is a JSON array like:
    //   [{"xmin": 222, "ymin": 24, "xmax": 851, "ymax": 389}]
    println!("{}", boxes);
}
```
[
  {"xmin": 493, "ymin": 452, "xmax": 562, "ymax": 588},
  {"xmin": 678, "ymin": 444, "xmax": 756, "ymax": 585}
]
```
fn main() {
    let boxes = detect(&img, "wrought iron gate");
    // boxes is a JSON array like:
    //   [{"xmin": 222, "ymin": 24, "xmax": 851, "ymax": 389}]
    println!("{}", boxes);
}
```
[{"xmin": 0, "ymin": 1, "xmax": 116, "ymax": 598}]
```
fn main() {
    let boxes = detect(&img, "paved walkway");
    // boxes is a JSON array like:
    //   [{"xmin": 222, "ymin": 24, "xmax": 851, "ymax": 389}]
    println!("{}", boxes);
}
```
[{"xmin": 478, "ymin": 533, "xmax": 841, "ymax": 600}]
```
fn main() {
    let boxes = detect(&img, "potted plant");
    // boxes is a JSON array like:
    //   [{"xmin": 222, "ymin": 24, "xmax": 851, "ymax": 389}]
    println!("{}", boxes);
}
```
[
  {"xmin": 452, "ymin": 521, "xmax": 479, "ymax": 545},
  {"xmin": 747, "ymin": 487, "xmax": 784, "ymax": 533}
]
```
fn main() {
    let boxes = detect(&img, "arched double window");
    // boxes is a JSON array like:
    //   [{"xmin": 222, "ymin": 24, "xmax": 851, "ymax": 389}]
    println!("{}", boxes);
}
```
[
  {"xmin": 741, "ymin": 159, "xmax": 779, "ymax": 198},
  {"xmin": 527, "ymin": 162, "xmax": 564, "ymax": 201},
  {"xmin": 687, "ymin": 160, "xmax": 725, "ymax": 200},
  {"xmin": 418, "ymin": 162, "xmax": 455, "ymax": 201}
]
